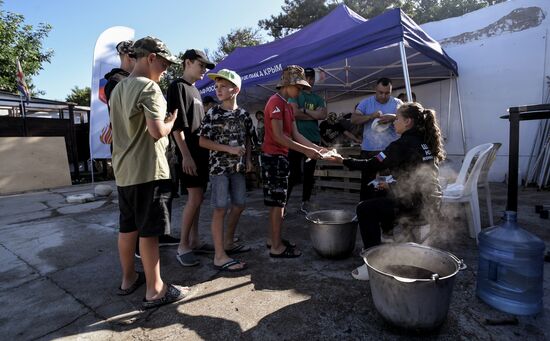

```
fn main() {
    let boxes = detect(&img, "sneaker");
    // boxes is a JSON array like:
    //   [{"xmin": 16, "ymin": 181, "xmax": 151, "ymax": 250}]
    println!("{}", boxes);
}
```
[
  {"xmin": 300, "ymin": 201, "xmax": 310, "ymax": 215},
  {"xmin": 351, "ymin": 264, "xmax": 370, "ymax": 281},
  {"xmin": 135, "ymin": 245, "xmax": 141, "ymax": 259},
  {"xmin": 159, "ymin": 235, "xmax": 180, "ymax": 247},
  {"xmin": 381, "ymin": 232, "xmax": 395, "ymax": 244}
]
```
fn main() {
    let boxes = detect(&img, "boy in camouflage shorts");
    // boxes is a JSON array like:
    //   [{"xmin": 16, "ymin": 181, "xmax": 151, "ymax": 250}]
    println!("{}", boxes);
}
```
[{"xmin": 261, "ymin": 65, "xmax": 325, "ymax": 258}]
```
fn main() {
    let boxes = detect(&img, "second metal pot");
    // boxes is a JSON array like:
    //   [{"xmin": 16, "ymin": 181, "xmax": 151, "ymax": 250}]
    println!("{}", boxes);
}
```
[{"xmin": 306, "ymin": 210, "xmax": 357, "ymax": 259}]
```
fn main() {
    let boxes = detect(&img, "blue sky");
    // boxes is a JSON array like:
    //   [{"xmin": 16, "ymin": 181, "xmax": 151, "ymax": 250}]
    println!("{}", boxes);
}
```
[{"xmin": 3, "ymin": 0, "xmax": 286, "ymax": 101}]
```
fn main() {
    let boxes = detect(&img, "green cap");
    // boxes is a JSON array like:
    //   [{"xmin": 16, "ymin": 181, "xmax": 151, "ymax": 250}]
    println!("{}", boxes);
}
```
[
  {"xmin": 207, "ymin": 69, "xmax": 242, "ymax": 88},
  {"xmin": 132, "ymin": 36, "xmax": 180, "ymax": 64}
]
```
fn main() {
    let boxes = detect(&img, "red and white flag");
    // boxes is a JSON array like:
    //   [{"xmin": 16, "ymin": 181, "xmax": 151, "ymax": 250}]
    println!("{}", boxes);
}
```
[{"xmin": 16, "ymin": 58, "xmax": 30, "ymax": 103}]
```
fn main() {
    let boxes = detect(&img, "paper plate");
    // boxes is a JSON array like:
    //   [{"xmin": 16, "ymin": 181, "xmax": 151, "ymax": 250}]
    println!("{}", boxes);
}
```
[{"xmin": 371, "ymin": 118, "xmax": 391, "ymax": 132}]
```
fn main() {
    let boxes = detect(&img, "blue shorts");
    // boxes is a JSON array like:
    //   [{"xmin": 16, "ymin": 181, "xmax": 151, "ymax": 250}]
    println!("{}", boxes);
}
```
[
  {"xmin": 210, "ymin": 173, "xmax": 246, "ymax": 209},
  {"xmin": 260, "ymin": 153, "xmax": 289, "ymax": 207}
]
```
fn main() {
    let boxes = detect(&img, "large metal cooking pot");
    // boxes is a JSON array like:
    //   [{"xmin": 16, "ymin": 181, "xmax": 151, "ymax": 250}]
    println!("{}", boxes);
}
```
[
  {"xmin": 363, "ymin": 243, "xmax": 466, "ymax": 330},
  {"xmin": 306, "ymin": 210, "xmax": 357, "ymax": 259}
]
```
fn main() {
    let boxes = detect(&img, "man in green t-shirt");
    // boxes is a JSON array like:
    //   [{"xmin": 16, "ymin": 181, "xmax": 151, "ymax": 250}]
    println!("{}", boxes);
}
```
[
  {"xmin": 109, "ymin": 36, "xmax": 188, "ymax": 309},
  {"xmin": 287, "ymin": 67, "xmax": 327, "ymax": 215}
]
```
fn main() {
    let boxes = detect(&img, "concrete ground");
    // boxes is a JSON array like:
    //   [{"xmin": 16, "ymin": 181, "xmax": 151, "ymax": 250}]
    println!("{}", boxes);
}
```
[{"xmin": 0, "ymin": 181, "xmax": 548, "ymax": 340}]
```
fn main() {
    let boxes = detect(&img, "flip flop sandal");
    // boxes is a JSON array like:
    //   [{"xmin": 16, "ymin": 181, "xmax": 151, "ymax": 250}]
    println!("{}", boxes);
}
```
[
  {"xmin": 265, "ymin": 239, "xmax": 296, "ymax": 249},
  {"xmin": 117, "ymin": 271, "xmax": 145, "ymax": 296},
  {"xmin": 192, "ymin": 243, "xmax": 215, "ymax": 254},
  {"xmin": 213, "ymin": 259, "xmax": 247, "ymax": 272},
  {"xmin": 225, "ymin": 244, "xmax": 251, "ymax": 255},
  {"xmin": 269, "ymin": 246, "xmax": 302, "ymax": 258},
  {"xmin": 176, "ymin": 251, "xmax": 200, "ymax": 267},
  {"xmin": 142, "ymin": 284, "xmax": 190, "ymax": 310}
]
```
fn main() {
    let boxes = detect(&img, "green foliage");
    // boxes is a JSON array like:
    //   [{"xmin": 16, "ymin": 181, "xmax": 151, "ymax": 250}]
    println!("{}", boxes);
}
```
[
  {"xmin": 158, "ymin": 28, "xmax": 262, "ymax": 95},
  {"xmin": 158, "ymin": 51, "xmax": 185, "ymax": 95},
  {"xmin": 259, "ymin": 0, "xmax": 334, "ymax": 39},
  {"xmin": 259, "ymin": 0, "xmax": 508, "ymax": 39},
  {"xmin": 0, "ymin": 1, "xmax": 53, "ymax": 96},
  {"xmin": 66, "ymin": 86, "xmax": 91, "ymax": 106},
  {"xmin": 408, "ymin": 0, "xmax": 497, "ymax": 24},
  {"xmin": 212, "ymin": 27, "xmax": 263, "ymax": 63}
]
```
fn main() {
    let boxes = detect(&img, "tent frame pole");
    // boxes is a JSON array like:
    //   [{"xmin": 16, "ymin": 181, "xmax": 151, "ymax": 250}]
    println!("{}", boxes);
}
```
[
  {"xmin": 446, "ymin": 74, "xmax": 453, "ymax": 141},
  {"xmin": 455, "ymin": 77, "xmax": 467, "ymax": 154},
  {"xmin": 399, "ymin": 42, "xmax": 412, "ymax": 101}
]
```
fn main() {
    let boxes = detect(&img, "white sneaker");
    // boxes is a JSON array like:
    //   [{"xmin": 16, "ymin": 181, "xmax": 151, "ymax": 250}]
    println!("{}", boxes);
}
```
[
  {"xmin": 351, "ymin": 264, "xmax": 370, "ymax": 281},
  {"xmin": 300, "ymin": 201, "xmax": 310, "ymax": 215},
  {"xmin": 381, "ymin": 233, "xmax": 395, "ymax": 244}
]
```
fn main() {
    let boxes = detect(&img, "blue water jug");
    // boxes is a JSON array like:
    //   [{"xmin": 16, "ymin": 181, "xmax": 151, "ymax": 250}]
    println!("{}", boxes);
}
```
[{"xmin": 476, "ymin": 211, "xmax": 545, "ymax": 315}]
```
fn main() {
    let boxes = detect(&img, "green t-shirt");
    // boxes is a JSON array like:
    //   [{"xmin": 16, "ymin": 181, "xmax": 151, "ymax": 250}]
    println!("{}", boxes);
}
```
[
  {"xmin": 288, "ymin": 91, "xmax": 326, "ymax": 142},
  {"xmin": 110, "ymin": 77, "xmax": 170, "ymax": 186}
]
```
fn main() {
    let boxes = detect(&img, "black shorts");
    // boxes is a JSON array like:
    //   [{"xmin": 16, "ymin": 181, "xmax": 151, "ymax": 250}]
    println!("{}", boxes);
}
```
[
  {"xmin": 179, "ymin": 137, "xmax": 209, "ymax": 190},
  {"xmin": 260, "ymin": 153, "xmax": 289, "ymax": 207},
  {"xmin": 117, "ymin": 179, "xmax": 172, "ymax": 237}
]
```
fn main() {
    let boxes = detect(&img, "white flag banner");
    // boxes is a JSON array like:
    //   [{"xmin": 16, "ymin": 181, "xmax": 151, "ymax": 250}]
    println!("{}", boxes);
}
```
[{"xmin": 89, "ymin": 26, "xmax": 134, "ymax": 159}]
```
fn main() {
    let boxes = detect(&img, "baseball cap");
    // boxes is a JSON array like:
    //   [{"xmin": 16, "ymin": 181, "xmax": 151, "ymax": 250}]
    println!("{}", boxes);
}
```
[
  {"xmin": 182, "ymin": 49, "xmax": 216, "ymax": 69},
  {"xmin": 132, "ymin": 36, "xmax": 180, "ymax": 64},
  {"xmin": 207, "ymin": 69, "xmax": 242, "ymax": 89},
  {"xmin": 116, "ymin": 40, "xmax": 134, "ymax": 56},
  {"xmin": 276, "ymin": 65, "xmax": 311, "ymax": 90},
  {"xmin": 304, "ymin": 67, "xmax": 316, "ymax": 78},
  {"xmin": 202, "ymin": 96, "xmax": 218, "ymax": 105}
]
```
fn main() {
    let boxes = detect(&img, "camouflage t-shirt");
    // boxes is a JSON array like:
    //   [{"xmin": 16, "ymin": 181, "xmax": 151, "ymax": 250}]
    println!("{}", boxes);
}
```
[{"xmin": 199, "ymin": 105, "xmax": 255, "ymax": 175}]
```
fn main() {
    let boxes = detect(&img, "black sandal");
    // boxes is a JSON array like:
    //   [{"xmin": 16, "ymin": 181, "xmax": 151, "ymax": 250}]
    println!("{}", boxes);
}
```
[
  {"xmin": 269, "ymin": 246, "xmax": 302, "ymax": 258},
  {"xmin": 117, "ymin": 272, "xmax": 145, "ymax": 296},
  {"xmin": 265, "ymin": 239, "xmax": 296, "ymax": 249}
]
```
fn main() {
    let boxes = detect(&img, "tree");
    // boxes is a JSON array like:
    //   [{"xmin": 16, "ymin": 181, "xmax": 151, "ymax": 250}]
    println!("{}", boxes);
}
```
[
  {"xmin": 157, "ymin": 27, "xmax": 263, "ymax": 94},
  {"xmin": 0, "ymin": 0, "xmax": 53, "ymax": 96},
  {"xmin": 66, "ymin": 86, "xmax": 91, "ymax": 106},
  {"xmin": 258, "ymin": 0, "xmax": 334, "ymax": 39},
  {"xmin": 158, "ymin": 51, "xmax": 185, "ymax": 95},
  {"xmin": 212, "ymin": 27, "xmax": 263, "ymax": 63},
  {"xmin": 409, "ymin": 0, "xmax": 503, "ymax": 24},
  {"xmin": 259, "ymin": 0, "xmax": 507, "ymax": 39}
]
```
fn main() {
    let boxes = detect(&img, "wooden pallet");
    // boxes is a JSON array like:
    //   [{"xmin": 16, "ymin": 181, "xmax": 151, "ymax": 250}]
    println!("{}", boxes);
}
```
[{"xmin": 314, "ymin": 159, "xmax": 361, "ymax": 192}]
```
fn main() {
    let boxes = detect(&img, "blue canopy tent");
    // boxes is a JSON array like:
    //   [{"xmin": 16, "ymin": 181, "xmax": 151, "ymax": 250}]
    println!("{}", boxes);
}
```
[{"xmin": 197, "ymin": 4, "xmax": 466, "ymax": 151}]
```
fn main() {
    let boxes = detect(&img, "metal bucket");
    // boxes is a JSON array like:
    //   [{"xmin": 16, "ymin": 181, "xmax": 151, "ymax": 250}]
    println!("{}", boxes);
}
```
[
  {"xmin": 306, "ymin": 210, "xmax": 357, "ymax": 259},
  {"xmin": 363, "ymin": 243, "xmax": 466, "ymax": 330}
]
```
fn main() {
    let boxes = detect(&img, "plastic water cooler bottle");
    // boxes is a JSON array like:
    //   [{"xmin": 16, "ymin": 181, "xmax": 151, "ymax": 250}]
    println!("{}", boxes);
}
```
[{"xmin": 476, "ymin": 211, "xmax": 545, "ymax": 315}]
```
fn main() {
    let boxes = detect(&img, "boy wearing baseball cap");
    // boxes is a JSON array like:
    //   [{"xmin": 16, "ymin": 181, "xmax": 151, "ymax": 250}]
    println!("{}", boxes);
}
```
[
  {"xmin": 261, "ymin": 65, "xmax": 325, "ymax": 258},
  {"xmin": 109, "ymin": 36, "xmax": 187, "ymax": 309},
  {"xmin": 104, "ymin": 40, "xmax": 136, "ymax": 103},
  {"xmin": 167, "ymin": 49, "xmax": 216, "ymax": 267},
  {"xmin": 198, "ymin": 69, "xmax": 255, "ymax": 271}
]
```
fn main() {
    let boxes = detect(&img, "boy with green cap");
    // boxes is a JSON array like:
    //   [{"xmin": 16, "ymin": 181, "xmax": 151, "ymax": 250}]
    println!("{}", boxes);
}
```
[{"xmin": 198, "ymin": 69, "xmax": 255, "ymax": 271}]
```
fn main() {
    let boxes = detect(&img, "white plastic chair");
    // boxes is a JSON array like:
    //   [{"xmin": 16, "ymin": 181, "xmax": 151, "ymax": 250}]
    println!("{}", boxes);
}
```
[
  {"xmin": 478, "ymin": 143, "xmax": 501, "ymax": 226},
  {"xmin": 442, "ymin": 143, "xmax": 493, "ymax": 242}
]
